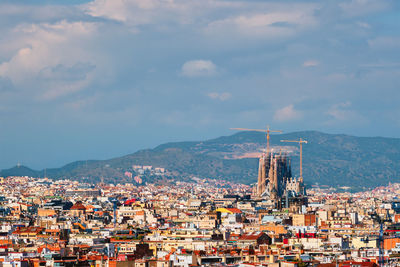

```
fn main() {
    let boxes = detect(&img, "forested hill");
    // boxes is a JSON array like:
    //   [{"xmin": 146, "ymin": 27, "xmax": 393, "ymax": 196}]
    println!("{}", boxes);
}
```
[{"xmin": 2, "ymin": 131, "xmax": 400, "ymax": 191}]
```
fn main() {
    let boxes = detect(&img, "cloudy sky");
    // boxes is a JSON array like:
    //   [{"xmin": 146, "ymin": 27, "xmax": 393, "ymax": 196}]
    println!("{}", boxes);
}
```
[{"xmin": 0, "ymin": 0, "xmax": 399, "ymax": 169}]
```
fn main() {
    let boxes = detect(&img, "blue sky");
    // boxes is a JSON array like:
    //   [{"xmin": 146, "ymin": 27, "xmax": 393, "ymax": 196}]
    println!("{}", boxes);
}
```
[{"xmin": 0, "ymin": 0, "xmax": 399, "ymax": 169}]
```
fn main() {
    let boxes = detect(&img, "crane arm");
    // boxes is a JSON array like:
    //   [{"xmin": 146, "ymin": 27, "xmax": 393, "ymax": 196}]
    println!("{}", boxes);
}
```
[
  {"xmin": 231, "ymin": 126, "xmax": 283, "ymax": 154},
  {"xmin": 281, "ymin": 140, "xmax": 308, "ymax": 144},
  {"xmin": 230, "ymin": 128, "xmax": 267, "ymax": 132},
  {"xmin": 230, "ymin": 128, "xmax": 282, "ymax": 133}
]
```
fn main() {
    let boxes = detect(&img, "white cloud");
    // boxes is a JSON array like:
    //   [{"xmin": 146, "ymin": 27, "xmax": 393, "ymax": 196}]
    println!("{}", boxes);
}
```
[
  {"xmin": 83, "ymin": 0, "xmax": 208, "ymax": 28},
  {"xmin": 84, "ymin": 0, "xmax": 318, "ymax": 40},
  {"xmin": 207, "ymin": 92, "xmax": 231, "ymax": 101},
  {"xmin": 0, "ymin": 20, "xmax": 102, "ymax": 100},
  {"xmin": 327, "ymin": 101, "xmax": 352, "ymax": 121},
  {"xmin": 181, "ymin": 60, "xmax": 217, "ymax": 77},
  {"xmin": 84, "ymin": 0, "xmax": 150, "ymax": 23},
  {"xmin": 205, "ymin": 8, "xmax": 317, "ymax": 39},
  {"xmin": 325, "ymin": 101, "xmax": 367, "ymax": 125},
  {"xmin": 273, "ymin": 104, "xmax": 302, "ymax": 122},
  {"xmin": 303, "ymin": 60, "xmax": 319, "ymax": 67}
]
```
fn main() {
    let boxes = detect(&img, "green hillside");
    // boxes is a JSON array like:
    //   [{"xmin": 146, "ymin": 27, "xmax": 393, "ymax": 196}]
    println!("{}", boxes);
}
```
[{"xmin": 2, "ymin": 131, "xmax": 400, "ymax": 190}]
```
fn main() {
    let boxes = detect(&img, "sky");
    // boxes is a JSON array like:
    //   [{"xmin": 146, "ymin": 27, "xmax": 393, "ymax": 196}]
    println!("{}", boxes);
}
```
[{"xmin": 0, "ymin": 0, "xmax": 399, "ymax": 169}]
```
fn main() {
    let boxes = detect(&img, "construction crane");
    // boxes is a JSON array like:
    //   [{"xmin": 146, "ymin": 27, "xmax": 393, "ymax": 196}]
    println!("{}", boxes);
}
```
[
  {"xmin": 280, "ymin": 138, "xmax": 308, "ymax": 181},
  {"xmin": 370, "ymin": 210, "xmax": 392, "ymax": 266},
  {"xmin": 230, "ymin": 125, "xmax": 282, "ymax": 153}
]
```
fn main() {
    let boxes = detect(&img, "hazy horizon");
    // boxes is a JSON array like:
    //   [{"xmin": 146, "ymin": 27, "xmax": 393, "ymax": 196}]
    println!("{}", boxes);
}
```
[{"xmin": 3, "ymin": 129, "xmax": 399, "ymax": 170}]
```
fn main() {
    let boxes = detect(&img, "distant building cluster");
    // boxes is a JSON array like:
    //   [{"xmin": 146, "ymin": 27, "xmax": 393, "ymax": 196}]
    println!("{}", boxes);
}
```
[
  {"xmin": 126, "ymin": 166, "xmax": 167, "ymax": 184},
  {"xmin": 118, "ymin": 166, "xmax": 168, "ymax": 185},
  {"xmin": 132, "ymin": 165, "xmax": 165, "ymax": 176},
  {"xmin": 0, "ymin": 150, "xmax": 400, "ymax": 267},
  {"xmin": 0, "ymin": 174, "xmax": 400, "ymax": 266}
]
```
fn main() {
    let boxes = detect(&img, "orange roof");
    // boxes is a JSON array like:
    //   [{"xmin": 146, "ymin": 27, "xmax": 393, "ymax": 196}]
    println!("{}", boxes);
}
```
[
  {"xmin": 238, "ymin": 232, "xmax": 266, "ymax": 241},
  {"xmin": 38, "ymin": 245, "xmax": 61, "ymax": 253},
  {"xmin": 136, "ymin": 210, "xmax": 145, "ymax": 215},
  {"xmin": 45, "ymin": 229, "xmax": 60, "ymax": 233},
  {"xmin": 13, "ymin": 227, "xmax": 43, "ymax": 235},
  {"xmin": 226, "ymin": 208, "xmax": 242, "ymax": 214},
  {"xmin": 0, "ymin": 240, "xmax": 11, "ymax": 246},
  {"xmin": 71, "ymin": 202, "xmax": 86, "ymax": 210}
]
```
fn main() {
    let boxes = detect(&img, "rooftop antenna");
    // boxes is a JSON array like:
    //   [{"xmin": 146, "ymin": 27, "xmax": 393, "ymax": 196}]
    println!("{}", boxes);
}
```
[{"xmin": 230, "ymin": 125, "xmax": 282, "ymax": 153}]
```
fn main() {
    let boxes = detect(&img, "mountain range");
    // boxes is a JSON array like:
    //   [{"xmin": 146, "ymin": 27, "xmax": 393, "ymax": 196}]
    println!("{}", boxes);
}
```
[{"xmin": 2, "ymin": 131, "xmax": 400, "ymax": 191}]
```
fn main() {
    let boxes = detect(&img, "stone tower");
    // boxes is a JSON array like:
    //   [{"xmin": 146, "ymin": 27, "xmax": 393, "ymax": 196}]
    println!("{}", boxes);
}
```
[{"xmin": 256, "ymin": 152, "xmax": 301, "ymax": 202}]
